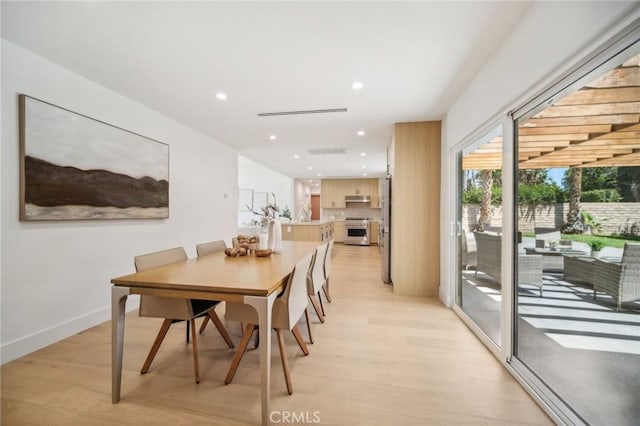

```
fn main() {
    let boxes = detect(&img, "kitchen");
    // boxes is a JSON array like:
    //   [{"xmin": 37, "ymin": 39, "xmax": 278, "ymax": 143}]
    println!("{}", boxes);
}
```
[
  {"xmin": 240, "ymin": 176, "xmax": 385, "ymax": 253},
  {"xmin": 238, "ymin": 121, "xmax": 439, "ymax": 294}
]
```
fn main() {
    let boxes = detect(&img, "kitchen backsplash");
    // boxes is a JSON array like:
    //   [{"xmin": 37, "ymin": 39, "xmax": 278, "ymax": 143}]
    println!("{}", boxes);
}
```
[{"xmin": 322, "ymin": 207, "xmax": 382, "ymax": 221}]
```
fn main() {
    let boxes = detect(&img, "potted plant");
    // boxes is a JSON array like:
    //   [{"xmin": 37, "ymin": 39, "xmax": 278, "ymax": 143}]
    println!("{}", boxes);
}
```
[
  {"xmin": 587, "ymin": 238, "xmax": 605, "ymax": 257},
  {"xmin": 280, "ymin": 205, "xmax": 292, "ymax": 223}
]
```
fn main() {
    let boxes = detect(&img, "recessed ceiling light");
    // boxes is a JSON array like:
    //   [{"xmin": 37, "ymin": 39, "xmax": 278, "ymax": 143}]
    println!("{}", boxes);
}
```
[
  {"xmin": 293, "ymin": 154, "xmax": 299, "ymax": 159},
  {"xmin": 215, "ymin": 91, "xmax": 227, "ymax": 101},
  {"xmin": 362, "ymin": 173, "xmax": 368, "ymax": 176},
  {"xmin": 352, "ymin": 81, "xmax": 364, "ymax": 90},
  {"xmin": 317, "ymin": 173, "xmax": 322, "ymax": 177},
  {"xmin": 308, "ymin": 180, "xmax": 313, "ymax": 183},
  {"xmin": 269, "ymin": 135, "xmax": 277, "ymax": 140},
  {"xmin": 360, "ymin": 152, "xmax": 366, "ymax": 156},
  {"xmin": 362, "ymin": 165, "xmax": 367, "ymax": 169},
  {"xmin": 307, "ymin": 166, "xmax": 313, "ymax": 170},
  {"xmin": 357, "ymin": 130, "xmax": 365, "ymax": 136}
]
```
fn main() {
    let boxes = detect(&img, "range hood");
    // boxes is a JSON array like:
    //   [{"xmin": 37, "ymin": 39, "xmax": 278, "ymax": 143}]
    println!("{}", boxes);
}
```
[{"xmin": 345, "ymin": 195, "xmax": 371, "ymax": 203}]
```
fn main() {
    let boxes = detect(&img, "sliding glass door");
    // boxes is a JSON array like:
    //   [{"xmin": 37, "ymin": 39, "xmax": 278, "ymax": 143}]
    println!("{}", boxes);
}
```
[
  {"xmin": 457, "ymin": 126, "xmax": 504, "ymax": 346},
  {"xmin": 513, "ymin": 39, "xmax": 640, "ymax": 425}
]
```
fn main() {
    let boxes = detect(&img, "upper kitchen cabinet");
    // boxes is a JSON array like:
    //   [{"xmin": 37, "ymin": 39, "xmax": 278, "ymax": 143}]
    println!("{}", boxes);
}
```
[
  {"xmin": 390, "ymin": 121, "xmax": 441, "ymax": 297},
  {"xmin": 321, "ymin": 179, "xmax": 345, "ymax": 208},
  {"xmin": 321, "ymin": 178, "xmax": 380, "ymax": 208}
]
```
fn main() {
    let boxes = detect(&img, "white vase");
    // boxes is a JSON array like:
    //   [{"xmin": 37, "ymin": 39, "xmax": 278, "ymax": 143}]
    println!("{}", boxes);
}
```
[
  {"xmin": 271, "ymin": 220, "xmax": 282, "ymax": 253},
  {"xmin": 258, "ymin": 229, "xmax": 269, "ymax": 250},
  {"xmin": 591, "ymin": 250, "xmax": 600, "ymax": 258}
]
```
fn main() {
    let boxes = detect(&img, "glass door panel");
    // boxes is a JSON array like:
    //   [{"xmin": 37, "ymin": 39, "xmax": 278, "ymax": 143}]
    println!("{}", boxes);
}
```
[
  {"xmin": 514, "ymin": 47, "xmax": 640, "ymax": 425},
  {"xmin": 457, "ymin": 126, "xmax": 503, "ymax": 346}
]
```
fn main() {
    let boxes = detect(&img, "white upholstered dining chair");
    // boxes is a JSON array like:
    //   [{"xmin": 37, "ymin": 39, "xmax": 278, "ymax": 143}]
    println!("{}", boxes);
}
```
[
  {"xmin": 134, "ymin": 246, "xmax": 234, "ymax": 384},
  {"xmin": 223, "ymin": 253, "xmax": 313, "ymax": 394},
  {"xmin": 322, "ymin": 238, "xmax": 334, "ymax": 302}
]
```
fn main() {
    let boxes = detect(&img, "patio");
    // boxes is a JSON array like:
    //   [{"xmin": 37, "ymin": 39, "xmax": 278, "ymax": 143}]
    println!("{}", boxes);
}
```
[{"xmin": 461, "ymin": 271, "xmax": 640, "ymax": 426}]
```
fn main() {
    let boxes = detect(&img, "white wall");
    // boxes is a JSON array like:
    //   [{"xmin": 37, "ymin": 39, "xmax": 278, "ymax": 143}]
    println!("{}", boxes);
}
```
[
  {"xmin": 1, "ymin": 40, "xmax": 239, "ymax": 363},
  {"xmin": 439, "ymin": 2, "xmax": 638, "ymax": 306},
  {"xmin": 238, "ymin": 155, "xmax": 293, "ymax": 224}
]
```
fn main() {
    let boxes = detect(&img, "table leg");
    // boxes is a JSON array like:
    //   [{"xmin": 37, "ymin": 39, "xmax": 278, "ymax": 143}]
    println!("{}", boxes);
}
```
[
  {"xmin": 111, "ymin": 286, "xmax": 130, "ymax": 403},
  {"xmin": 244, "ymin": 292, "xmax": 277, "ymax": 426}
]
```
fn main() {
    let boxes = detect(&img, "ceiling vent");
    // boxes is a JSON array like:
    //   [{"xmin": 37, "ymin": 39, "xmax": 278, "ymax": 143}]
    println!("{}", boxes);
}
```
[
  {"xmin": 257, "ymin": 108, "xmax": 347, "ymax": 117},
  {"xmin": 307, "ymin": 148, "xmax": 347, "ymax": 155}
]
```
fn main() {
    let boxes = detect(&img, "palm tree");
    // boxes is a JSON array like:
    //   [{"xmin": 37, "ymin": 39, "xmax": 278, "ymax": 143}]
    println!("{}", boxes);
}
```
[
  {"xmin": 478, "ymin": 169, "xmax": 493, "ymax": 230},
  {"xmin": 563, "ymin": 167, "xmax": 583, "ymax": 233}
]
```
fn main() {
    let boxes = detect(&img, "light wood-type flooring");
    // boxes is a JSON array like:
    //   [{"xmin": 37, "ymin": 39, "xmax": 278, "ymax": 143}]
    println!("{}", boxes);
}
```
[{"xmin": 1, "ymin": 244, "xmax": 552, "ymax": 425}]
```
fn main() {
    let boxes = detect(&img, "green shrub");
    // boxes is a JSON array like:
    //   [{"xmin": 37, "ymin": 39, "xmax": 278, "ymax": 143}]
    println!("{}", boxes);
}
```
[
  {"xmin": 581, "ymin": 189, "xmax": 622, "ymax": 202},
  {"xmin": 518, "ymin": 183, "xmax": 564, "ymax": 205},
  {"xmin": 463, "ymin": 187, "xmax": 502, "ymax": 204}
]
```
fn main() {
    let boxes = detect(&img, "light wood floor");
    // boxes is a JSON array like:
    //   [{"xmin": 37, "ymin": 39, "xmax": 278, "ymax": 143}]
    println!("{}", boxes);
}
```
[{"xmin": 1, "ymin": 244, "xmax": 552, "ymax": 425}]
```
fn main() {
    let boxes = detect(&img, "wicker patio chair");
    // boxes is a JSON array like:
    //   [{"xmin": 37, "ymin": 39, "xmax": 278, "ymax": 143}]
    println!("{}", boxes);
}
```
[
  {"xmin": 474, "ymin": 232, "xmax": 501, "ymax": 283},
  {"xmin": 518, "ymin": 254, "xmax": 544, "ymax": 296},
  {"xmin": 461, "ymin": 229, "xmax": 477, "ymax": 270},
  {"xmin": 593, "ymin": 243, "xmax": 640, "ymax": 311},
  {"xmin": 474, "ymin": 232, "xmax": 543, "ymax": 295}
]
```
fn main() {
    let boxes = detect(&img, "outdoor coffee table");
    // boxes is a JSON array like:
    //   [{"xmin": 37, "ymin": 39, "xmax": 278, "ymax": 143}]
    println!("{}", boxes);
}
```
[{"xmin": 524, "ymin": 247, "xmax": 587, "ymax": 272}]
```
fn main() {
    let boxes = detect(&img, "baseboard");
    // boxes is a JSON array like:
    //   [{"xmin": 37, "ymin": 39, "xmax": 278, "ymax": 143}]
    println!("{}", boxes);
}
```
[
  {"xmin": 439, "ymin": 285, "xmax": 453, "ymax": 307},
  {"xmin": 1, "ymin": 296, "xmax": 139, "ymax": 365}
]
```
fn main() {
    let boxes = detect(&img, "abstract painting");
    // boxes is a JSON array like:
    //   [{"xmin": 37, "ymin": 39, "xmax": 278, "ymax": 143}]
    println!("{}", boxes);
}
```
[{"xmin": 19, "ymin": 95, "xmax": 169, "ymax": 220}]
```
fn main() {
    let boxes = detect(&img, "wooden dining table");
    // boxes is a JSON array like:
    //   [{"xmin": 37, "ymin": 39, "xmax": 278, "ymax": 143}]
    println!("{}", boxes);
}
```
[{"xmin": 110, "ymin": 240, "xmax": 320, "ymax": 426}]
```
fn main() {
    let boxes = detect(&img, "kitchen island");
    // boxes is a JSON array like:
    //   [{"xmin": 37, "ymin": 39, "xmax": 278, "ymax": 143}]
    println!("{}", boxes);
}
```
[{"xmin": 281, "ymin": 220, "xmax": 334, "ymax": 242}]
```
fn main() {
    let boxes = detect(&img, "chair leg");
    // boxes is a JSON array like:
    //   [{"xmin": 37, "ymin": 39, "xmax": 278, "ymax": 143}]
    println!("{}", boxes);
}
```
[
  {"xmin": 141, "ymin": 319, "xmax": 173, "ymax": 374},
  {"xmin": 318, "ymin": 291, "xmax": 326, "ymax": 317},
  {"xmin": 224, "ymin": 324, "xmax": 256, "ymax": 385},
  {"xmin": 190, "ymin": 319, "xmax": 200, "ymax": 384},
  {"xmin": 291, "ymin": 325, "xmax": 310, "ymax": 356},
  {"xmin": 207, "ymin": 309, "xmax": 235, "ymax": 348},
  {"xmin": 308, "ymin": 295, "xmax": 325, "ymax": 323},
  {"xmin": 253, "ymin": 329, "xmax": 260, "ymax": 349},
  {"xmin": 276, "ymin": 329, "xmax": 293, "ymax": 395},
  {"xmin": 304, "ymin": 308, "xmax": 314, "ymax": 344},
  {"xmin": 322, "ymin": 278, "xmax": 332, "ymax": 303},
  {"xmin": 186, "ymin": 320, "xmax": 190, "ymax": 343},
  {"xmin": 199, "ymin": 315, "xmax": 210, "ymax": 333}
]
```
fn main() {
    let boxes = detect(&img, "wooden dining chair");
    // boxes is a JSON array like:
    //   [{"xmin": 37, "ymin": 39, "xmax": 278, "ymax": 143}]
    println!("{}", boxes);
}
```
[
  {"xmin": 223, "ymin": 253, "xmax": 314, "ymax": 394},
  {"xmin": 194, "ymin": 240, "xmax": 235, "ymax": 339},
  {"xmin": 134, "ymin": 246, "xmax": 233, "ymax": 384}
]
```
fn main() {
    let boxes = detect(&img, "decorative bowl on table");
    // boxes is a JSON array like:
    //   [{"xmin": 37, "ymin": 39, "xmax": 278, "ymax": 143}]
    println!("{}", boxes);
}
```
[{"xmin": 255, "ymin": 249, "xmax": 273, "ymax": 257}]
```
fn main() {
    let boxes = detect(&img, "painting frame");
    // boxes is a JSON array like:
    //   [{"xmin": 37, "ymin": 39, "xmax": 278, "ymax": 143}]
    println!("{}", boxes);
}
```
[{"xmin": 19, "ymin": 94, "xmax": 170, "ymax": 221}]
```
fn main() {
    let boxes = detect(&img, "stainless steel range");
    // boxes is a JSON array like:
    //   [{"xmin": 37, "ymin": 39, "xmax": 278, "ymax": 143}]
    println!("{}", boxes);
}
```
[{"xmin": 344, "ymin": 217, "xmax": 370, "ymax": 246}]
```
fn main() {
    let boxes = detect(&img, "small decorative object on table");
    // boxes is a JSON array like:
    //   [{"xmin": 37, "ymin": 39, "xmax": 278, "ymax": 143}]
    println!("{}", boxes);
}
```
[
  {"xmin": 255, "ymin": 249, "xmax": 273, "ymax": 257},
  {"xmin": 234, "ymin": 234, "xmax": 259, "ymax": 254},
  {"xmin": 247, "ymin": 192, "xmax": 282, "ymax": 253}
]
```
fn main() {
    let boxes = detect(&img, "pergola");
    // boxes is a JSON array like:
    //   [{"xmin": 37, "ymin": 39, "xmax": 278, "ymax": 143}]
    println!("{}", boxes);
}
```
[{"xmin": 463, "ymin": 55, "xmax": 640, "ymax": 170}]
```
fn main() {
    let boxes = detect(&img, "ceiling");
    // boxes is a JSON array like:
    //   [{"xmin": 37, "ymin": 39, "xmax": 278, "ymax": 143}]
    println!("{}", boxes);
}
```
[
  {"xmin": 2, "ymin": 1, "xmax": 533, "ymax": 179},
  {"xmin": 463, "ymin": 54, "xmax": 640, "ymax": 170}
]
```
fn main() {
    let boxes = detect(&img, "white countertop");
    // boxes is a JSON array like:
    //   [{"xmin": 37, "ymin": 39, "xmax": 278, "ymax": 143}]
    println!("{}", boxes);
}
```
[{"xmin": 283, "ymin": 220, "xmax": 333, "ymax": 226}]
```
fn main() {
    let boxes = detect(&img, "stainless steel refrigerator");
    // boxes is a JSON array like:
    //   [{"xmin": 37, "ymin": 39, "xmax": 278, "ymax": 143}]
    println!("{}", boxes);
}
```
[{"xmin": 381, "ymin": 177, "xmax": 392, "ymax": 284}]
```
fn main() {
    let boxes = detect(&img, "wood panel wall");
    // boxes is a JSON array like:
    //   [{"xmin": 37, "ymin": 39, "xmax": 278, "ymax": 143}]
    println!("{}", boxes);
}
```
[{"xmin": 391, "ymin": 121, "xmax": 441, "ymax": 296}]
